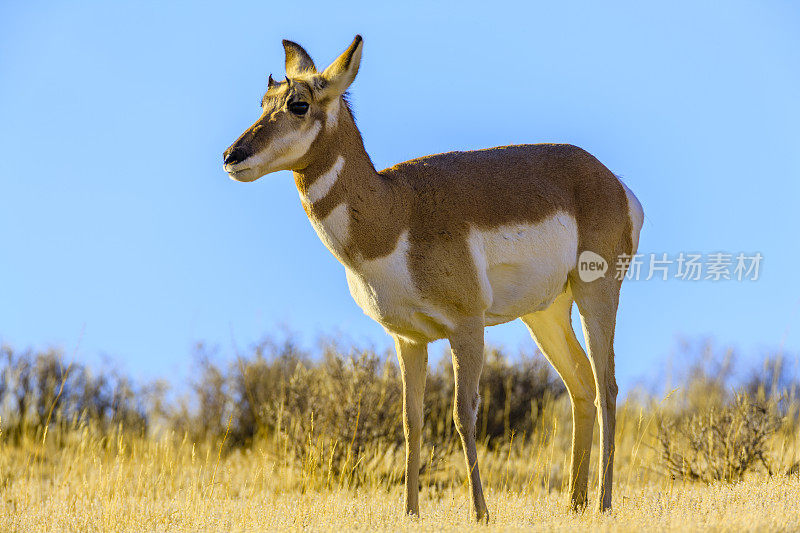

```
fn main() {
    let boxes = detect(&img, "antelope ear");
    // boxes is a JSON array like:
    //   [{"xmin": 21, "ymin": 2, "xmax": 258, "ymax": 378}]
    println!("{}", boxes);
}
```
[
  {"xmin": 320, "ymin": 35, "xmax": 363, "ymax": 97},
  {"xmin": 283, "ymin": 39, "xmax": 316, "ymax": 76}
]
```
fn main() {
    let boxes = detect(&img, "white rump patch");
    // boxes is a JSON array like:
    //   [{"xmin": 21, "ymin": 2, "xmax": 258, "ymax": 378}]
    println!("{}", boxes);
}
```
[
  {"xmin": 306, "ymin": 155, "xmax": 344, "ymax": 204},
  {"xmin": 617, "ymin": 176, "xmax": 644, "ymax": 254},
  {"xmin": 468, "ymin": 212, "xmax": 579, "ymax": 325}
]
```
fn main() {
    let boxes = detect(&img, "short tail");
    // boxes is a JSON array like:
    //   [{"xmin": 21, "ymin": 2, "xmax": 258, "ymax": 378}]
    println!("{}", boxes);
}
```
[{"xmin": 616, "ymin": 175, "xmax": 644, "ymax": 254}]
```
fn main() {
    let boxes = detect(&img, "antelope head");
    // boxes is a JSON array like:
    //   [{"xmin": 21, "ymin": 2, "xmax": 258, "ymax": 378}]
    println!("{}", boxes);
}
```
[{"xmin": 223, "ymin": 35, "xmax": 363, "ymax": 182}]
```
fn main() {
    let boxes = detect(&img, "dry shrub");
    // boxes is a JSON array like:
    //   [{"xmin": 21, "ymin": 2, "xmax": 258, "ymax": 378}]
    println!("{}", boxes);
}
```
[
  {"xmin": 163, "ymin": 339, "xmax": 310, "ymax": 445},
  {"xmin": 253, "ymin": 343, "xmax": 565, "ymax": 483},
  {"xmin": 475, "ymin": 347, "xmax": 565, "ymax": 443},
  {"xmin": 658, "ymin": 394, "xmax": 781, "ymax": 482},
  {"xmin": 0, "ymin": 345, "xmax": 147, "ymax": 443},
  {"xmin": 170, "ymin": 339, "xmax": 565, "ymax": 464},
  {"xmin": 423, "ymin": 347, "xmax": 565, "ymax": 447},
  {"xmin": 266, "ymin": 347, "xmax": 403, "ymax": 480},
  {"xmin": 655, "ymin": 341, "xmax": 791, "ymax": 482}
]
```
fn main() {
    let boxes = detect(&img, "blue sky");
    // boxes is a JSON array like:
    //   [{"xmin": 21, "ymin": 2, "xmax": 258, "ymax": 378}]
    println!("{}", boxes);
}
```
[{"xmin": 1, "ymin": 1, "xmax": 799, "ymax": 391}]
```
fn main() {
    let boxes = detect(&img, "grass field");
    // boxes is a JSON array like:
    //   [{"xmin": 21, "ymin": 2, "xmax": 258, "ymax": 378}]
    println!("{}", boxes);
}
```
[{"xmin": 1, "ymin": 342, "xmax": 798, "ymax": 531}]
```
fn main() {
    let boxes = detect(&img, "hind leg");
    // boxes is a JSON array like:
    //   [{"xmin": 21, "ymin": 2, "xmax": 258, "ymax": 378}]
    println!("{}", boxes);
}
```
[
  {"xmin": 570, "ymin": 274, "xmax": 621, "ymax": 512},
  {"xmin": 521, "ymin": 286, "xmax": 596, "ymax": 509}
]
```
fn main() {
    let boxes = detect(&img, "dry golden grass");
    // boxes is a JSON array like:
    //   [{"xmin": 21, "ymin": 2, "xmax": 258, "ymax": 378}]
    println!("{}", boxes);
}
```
[
  {"xmin": 2, "ymin": 343, "xmax": 799, "ymax": 530},
  {"xmin": 2, "ymin": 393, "xmax": 799, "ymax": 532}
]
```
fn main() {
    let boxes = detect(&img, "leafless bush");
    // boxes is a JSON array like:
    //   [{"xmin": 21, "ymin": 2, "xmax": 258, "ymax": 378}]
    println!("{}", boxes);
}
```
[
  {"xmin": 424, "ymin": 347, "xmax": 565, "ymax": 446},
  {"xmin": 265, "ymin": 347, "xmax": 403, "ymax": 477},
  {"xmin": 162, "ymin": 338, "xmax": 310, "ymax": 445},
  {"xmin": 655, "ymin": 342, "xmax": 797, "ymax": 482},
  {"xmin": 0, "ymin": 345, "xmax": 148, "ymax": 443},
  {"xmin": 658, "ymin": 393, "xmax": 781, "ymax": 482}
]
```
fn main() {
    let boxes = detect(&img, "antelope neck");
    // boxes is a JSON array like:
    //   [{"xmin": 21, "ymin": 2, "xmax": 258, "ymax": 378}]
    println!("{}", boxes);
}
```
[{"xmin": 292, "ymin": 104, "xmax": 405, "ymax": 264}]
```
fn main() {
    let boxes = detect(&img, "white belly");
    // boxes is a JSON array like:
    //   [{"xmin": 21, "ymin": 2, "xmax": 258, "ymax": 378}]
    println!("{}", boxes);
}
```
[
  {"xmin": 344, "ymin": 212, "xmax": 578, "ymax": 340},
  {"xmin": 469, "ymin": 212, "xmax": 578, "ymax": 325}
]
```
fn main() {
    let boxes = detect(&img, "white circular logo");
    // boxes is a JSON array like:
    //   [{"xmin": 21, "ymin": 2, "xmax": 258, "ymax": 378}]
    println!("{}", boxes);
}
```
[{"xmin": 578, "ymin": 251, "xmax": 608, "ymax": 282}]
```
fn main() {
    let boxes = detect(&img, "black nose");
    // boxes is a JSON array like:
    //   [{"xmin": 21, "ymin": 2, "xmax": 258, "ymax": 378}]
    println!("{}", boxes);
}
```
[{"xmin": 223, "ymin": 146, "xmax": 248, "ymax": 166}]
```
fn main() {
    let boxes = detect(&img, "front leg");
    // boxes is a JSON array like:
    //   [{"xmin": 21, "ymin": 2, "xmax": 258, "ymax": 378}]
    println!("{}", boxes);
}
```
[
  {"xmin": 449, "ymin": 317, "xmax": 489, "ymax": 522},
  {"xmin": 394, "ymin": 336, "xmax": 428, "ymax": 517}
]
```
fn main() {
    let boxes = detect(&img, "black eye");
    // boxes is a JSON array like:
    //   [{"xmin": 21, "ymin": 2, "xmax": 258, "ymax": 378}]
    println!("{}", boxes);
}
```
[{"xmin": 288, "ymin": 101, "xmax": 309, "ymax": 116}]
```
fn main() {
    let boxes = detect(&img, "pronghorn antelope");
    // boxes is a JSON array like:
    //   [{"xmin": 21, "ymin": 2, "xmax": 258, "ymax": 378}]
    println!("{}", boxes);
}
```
[{"xmin": 223, "ymin": 35, "xmax": 644, "ymax": 521}]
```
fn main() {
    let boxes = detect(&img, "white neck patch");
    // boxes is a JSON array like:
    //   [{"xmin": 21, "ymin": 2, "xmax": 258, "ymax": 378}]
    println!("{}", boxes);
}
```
[
  {"xmin": 306, "ymin": 155, "xmax": 345, "ymax": 204},
  {"xmin": 309, "ymin": 202, "xmax": 350, "ymax": 261}
]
